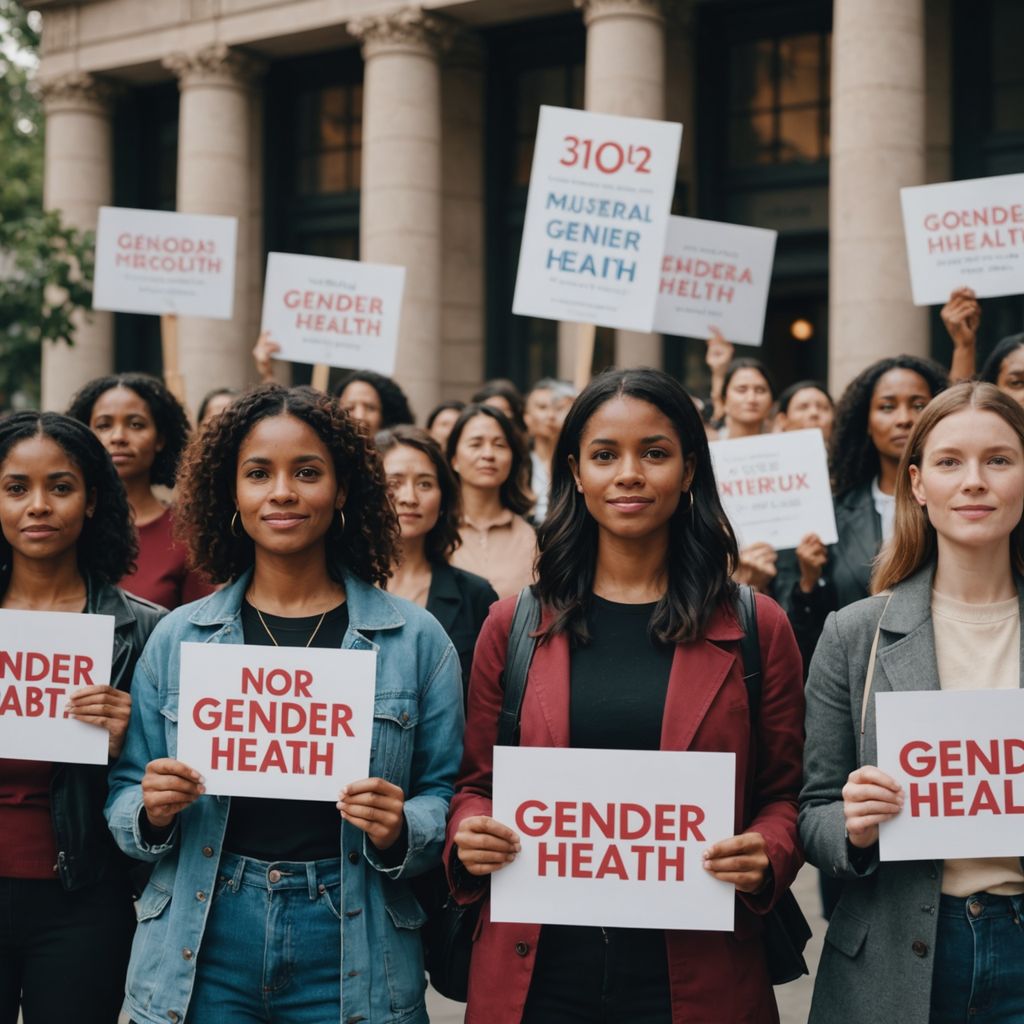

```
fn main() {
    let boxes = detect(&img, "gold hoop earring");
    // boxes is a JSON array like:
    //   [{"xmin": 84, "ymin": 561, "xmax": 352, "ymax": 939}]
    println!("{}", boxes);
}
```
[
  {"xmin": 230, "ymin": 510, "xmax": 243, "ymax": 537},
  {"xmin": 338, "ymin": 508, "xmax": 346, "ymax": 533}
]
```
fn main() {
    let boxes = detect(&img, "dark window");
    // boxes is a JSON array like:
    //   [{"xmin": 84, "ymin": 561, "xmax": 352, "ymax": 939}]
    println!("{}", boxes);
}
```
[{"xmin": 294, "ymin": 82, "xmax": 363, "ymax": 195}]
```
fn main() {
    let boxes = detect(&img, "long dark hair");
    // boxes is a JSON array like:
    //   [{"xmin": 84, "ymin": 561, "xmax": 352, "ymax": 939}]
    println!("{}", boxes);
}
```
[
  {"xmin": 175, "ymin": 384, "xmax": 398, "ymax": 585},
  {"xmin": 979, "ymin": 333, "xmax": 1024, "ymax": 385},
  {"xmin": 334, "ymin": 370, "xmax": 415, "ymax": 429},
  {"xmin": 830, "ymin": 355, "xmax": 949, "ymax": 497},
  {"xmin": 446, "ymin": 403, "xmax": 533, "ymax": 517},
  {"xmin": 0, "ymin": 412, "xmax": 137, "ymax": 587},
  {"xmin": 376, "ymin": 425, "xmax": 462, "ymax": 564},
  {"xmin": 66, "ymin": 373, "xmax": 192, "ymax": 488},
  {"xmin": 722, "ymin": 358, "xmax": 775, "ymax": 399},
  {"xmin": 471, "ymin": 379, "xmax": 527, "ymax": 433},
  {"xmin": 536, "ymin": 368, "xmax": 738, "ymax": 646}
]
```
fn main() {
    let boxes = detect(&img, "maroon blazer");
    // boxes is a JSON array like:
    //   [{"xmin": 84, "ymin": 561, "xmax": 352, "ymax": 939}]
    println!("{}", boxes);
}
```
[{"xmin": 445, "ymin": 592, "xmax": 806, "ymax": 1024}]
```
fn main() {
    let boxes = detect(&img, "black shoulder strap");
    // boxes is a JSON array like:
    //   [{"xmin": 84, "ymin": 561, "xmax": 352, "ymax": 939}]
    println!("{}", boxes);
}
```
[
  {"xmin": 497, "ymin": 587, "xmax": 542, "ymax": 747},
  {"xmin": 734, "ymin": 584, "xmax": 762, "ymax": 718}
]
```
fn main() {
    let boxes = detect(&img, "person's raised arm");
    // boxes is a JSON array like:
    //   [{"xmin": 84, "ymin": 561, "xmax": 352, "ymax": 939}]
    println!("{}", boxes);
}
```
[
  {"xmin": 941, "ymin": 287, "xmax": 980, "ymax": 382},
  {"xmin": 706, "ymin": 327, "xmax": 735, "ymax": 423}
]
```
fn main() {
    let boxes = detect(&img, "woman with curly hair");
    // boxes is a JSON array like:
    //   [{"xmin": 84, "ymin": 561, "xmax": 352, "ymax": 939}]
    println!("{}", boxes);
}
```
[
  {"xmin": 446, "ymin": 403, "xmax": 537, "ymax": 600},
  {"xmin": 377, "ymin": 425, "xmax": 497, "ymax": 694},
  {"xmin": 335, "ymin": 369, "xmax": 415, "ymax": 434},
  {"xmin": 67, "ymin": 373, "xmax": 211, "ymax": 609},
  {"xmin": 105, "ymin": 384, "xmax": 463, "ymax": 1024},
  {"xmin": 0, "ymin": 412, "xmax": 163, "ymax": 1024}
]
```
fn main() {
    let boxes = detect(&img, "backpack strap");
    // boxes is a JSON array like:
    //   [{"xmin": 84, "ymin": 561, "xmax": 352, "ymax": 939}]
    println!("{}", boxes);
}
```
[
  {"xmin": 496, "ymin": 587, "xmax": 542, "ymax": 747},
  {"xmin": 734, "ymin": 583, "xmax": 762, "ymax": 716}
]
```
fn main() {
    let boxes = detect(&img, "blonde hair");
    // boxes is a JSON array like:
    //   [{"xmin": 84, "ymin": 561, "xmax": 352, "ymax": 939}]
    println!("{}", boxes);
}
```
[{"xmin": 871, "ymin": 381, "xmax": 1024, "ymax": 593}]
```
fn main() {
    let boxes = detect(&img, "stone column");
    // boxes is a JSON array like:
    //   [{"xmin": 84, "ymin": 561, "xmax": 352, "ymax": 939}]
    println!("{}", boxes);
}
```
[
  {"xmin": 163, "ymin": 45, "xmax": 264, "ymax": 414},
  {"xmin": 348, "ymin": 8, "xmax": 450, "ymax": 419},
  {"xmin": 829, "ymin": 0, "xmax": 928, "ymax": 395},
  {"xmin": 577, "ymin": 0, "xmax": 667, "ymax": 371},
  {"xmin": 39, "ymin": 72, "xmax": 115, "ymax": 411}
]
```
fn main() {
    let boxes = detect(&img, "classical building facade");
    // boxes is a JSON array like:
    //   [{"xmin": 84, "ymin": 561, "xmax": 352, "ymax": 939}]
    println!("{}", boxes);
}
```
[{"xmin": 33, "ymin": 0, "xmax": 1024, "ymax": 415}]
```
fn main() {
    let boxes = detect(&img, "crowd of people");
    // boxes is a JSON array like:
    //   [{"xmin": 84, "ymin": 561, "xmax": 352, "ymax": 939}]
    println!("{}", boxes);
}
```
[{"xmin": 2, "ymin": 283, "xmax": 1023, "ymax": 1024}]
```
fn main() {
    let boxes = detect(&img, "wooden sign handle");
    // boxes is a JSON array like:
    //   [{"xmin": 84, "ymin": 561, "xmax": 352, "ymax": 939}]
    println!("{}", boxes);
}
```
[
  {"xmin": 574, "ymin": 323, "xmax": 597, "ymax": 392},
  {"xmin": 311, "ymin": 364, "xmax": 331, "ymax": 393},
  {"xmin": 160, "ymin": 314, "xmax": 187, "ymax": 407}
]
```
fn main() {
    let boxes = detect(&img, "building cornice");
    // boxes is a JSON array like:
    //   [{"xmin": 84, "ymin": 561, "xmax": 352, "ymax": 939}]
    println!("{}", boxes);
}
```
[{"xmin": 347, "ymin": 6, "xmax": 457, "ymax": 60}]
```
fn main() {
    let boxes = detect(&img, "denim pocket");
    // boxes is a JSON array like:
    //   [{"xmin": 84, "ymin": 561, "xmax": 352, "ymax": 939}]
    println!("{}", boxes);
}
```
[
  {"xmin": 128, "ymin": 882, "xmax": 173, "ymax": 1011},
  {"xmin": 370, "ymin": 695, "xmax": 419, "ymax": 787},
  {"xmin": 318, "ymin": 879, "xmax": 344, "ymax": 922},
  {"xmin": 382, "ymin": 892, "xmax": 428, "ymax": 1014}
]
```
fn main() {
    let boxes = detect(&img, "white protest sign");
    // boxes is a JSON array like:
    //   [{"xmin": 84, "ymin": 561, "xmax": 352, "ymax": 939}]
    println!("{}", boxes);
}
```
[
  {"xmin": 876, "ymin": 689, "xmax": 1024, "ymax": 861},
  {"xmin": 93, "ymin": 206, "xmax": 237, "ymax": 318},
  {"xmin": 901, "ymin": 174, "xmax": 1024, "ymax": 305},
  {"xmin": 655, "ymin": 216, "xmax": 777, "ymax": 345},
  {"xmin": 709, "ymin": 429, "xmax": 837, "ymax": 550},
  {"xmin": 260, "ymin": 252, "xmax": 406, "ymax": 375},
  {"xmin": 0, "ymin": 610, "xmax": 114, "ymax": 765},
  {"xmin": 512, "ymin": 105, "xmax": 682, "ymax": 332},
  {"xmin": 176, "ymin": 643, "xmax": 376, "ymax": 801},
  {"xmin": 491, "ymin": 746, "xmax": 736, "ymax": 931}
]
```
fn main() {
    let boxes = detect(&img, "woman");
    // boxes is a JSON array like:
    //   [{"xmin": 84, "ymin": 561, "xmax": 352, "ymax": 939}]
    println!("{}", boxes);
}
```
[
  {"xmin": 0, "ymin": 412, "xmax": 163, "ymax": 1023},
  {"xmin": 426, "ymin": 400, "xmax": 466, "ymax": 449},
  {"xmin": 715, "ymin": 358, "xmax": 774, "ymax": 440},
  {"xmin": 801, "ymin": 381, "xmax": 1024, "ymax": 1024},
  {"xmin": 774, "ymin": 380, "xmax": 835, "ymax": 441},
  {"xmin": 774, "ymin": 356, "xmax": 949, "ymax": 678},
  {"xmin": 336, "ymin": 369, "xmax": 415, "ymax": 434},
  {"xmin": 980, "ymin": 334, "xmax": 1024, "ymax": 407},
  {"xmin": 446, "ymin": 403, "xmax": 537, "ymax": 600},
  {"xmin": 197, "ymin": 387, "xmax": 239, "ymax": 428},
  {"xmin": 447, "ymin": 368, "xmax": 805, "ymax": 1023},
  {"xmin": 105, "ymin": 385, "xmax": 463, "ymax": 1024},
  {"xmin": 472, "ymin": 379, "xmax": 528, "ymax": 435},
  {"xmin": 377, "ymin": 425, "xmax": 498, "ymax": 693},
  {"xmin": 67, "ymin": 373, "xmax": 211, "ymax": 609}
]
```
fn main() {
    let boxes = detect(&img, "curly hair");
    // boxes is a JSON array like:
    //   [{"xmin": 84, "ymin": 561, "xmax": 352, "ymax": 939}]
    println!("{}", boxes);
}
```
[
  {"xmin": 174, "ymin": 384, "xmax": 399, "ymax": 585},
  {"xmin": 334, "ymin": 370, "xmax": 415, "ymax": 429},
  {"xmin": 446, "ymin": 403, "xmax": 534, "ymax": 517},
  {"xmin": 536, "ymin": 368, "xmax": 738, "ymax": 647},
  {"xmin": 0, "ymin": 412, "xmax": 137, "ymax": 587},
  {"xmin": 375, "ymin": 425, "xmax": 461, "ymax": 565},
  {"xmin": 66, "ymin": 373, "xmax": 192, "ymax": 488},
  {"xmin": 829, "ymin": 355, "xmax": 949, "ymax": 497}
]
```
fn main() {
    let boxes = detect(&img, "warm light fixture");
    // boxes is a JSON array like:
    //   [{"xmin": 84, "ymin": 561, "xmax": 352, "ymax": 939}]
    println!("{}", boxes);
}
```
[{"xmin": 790, "ymin": 318, "xmax": 814, "ymax": 341}]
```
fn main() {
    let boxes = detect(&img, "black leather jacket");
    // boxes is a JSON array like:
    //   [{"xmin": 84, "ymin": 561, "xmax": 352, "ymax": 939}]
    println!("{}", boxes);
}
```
[{"xmin": 48, "ymin": 579, "xmax": 164, "ymax": 891}]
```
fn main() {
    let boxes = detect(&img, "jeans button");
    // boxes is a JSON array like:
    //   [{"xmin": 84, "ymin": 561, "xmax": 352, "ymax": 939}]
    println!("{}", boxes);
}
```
[
  {"xmin": 348, "ymin": 851, "xmax": 360, "ymax": 864},
  {"xmin": 268, "ymin": 869, "xmax": 282, "ymax": 883},
  {"xmin": 195, "ymin": 891, "xmax": 206, "ymax": 902},
  {"xmin": 182, "ymin": 948, "xmax": 193, "ymax": 961},
  {"xmin": 514, "ymin": 941, "xmax": 529, "ymax": 957},
  {"xmin": 969, "ymin": 900, "xmax": 983, "ymax": 918},
  {"xmin": 202, "ymin": 846, "xmax": 214, "ymax": 858},
  {"xmin": 911, "ymin": 940, "xmax": 928, "ymax": 957}
]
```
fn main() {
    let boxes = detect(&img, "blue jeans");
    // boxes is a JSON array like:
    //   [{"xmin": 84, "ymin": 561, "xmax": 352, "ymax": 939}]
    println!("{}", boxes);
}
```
[
  {"xmin": 930, "ymin": 892, "xmax": 1024, "ymax": 1024},
  {"xmin": 185, "ymin": 852, "xmax": 342, "ymax": 1024}
]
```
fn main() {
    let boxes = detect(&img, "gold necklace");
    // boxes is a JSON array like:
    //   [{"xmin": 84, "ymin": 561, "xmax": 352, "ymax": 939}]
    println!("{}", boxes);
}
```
[{"xmin": 253, "ymin": 604, "xmax": 329, "ymax": 648}]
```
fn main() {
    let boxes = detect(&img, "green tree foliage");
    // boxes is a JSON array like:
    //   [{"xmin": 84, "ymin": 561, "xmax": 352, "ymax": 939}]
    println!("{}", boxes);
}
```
[{"xmin": 0, "ymin": 0, "xmax": 94, "ymax": 405}]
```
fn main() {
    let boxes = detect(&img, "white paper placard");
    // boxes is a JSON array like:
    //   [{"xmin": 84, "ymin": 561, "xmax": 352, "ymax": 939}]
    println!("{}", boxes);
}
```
[
  {"xmin": 176, "ymin": 642, "xmax": 376, "ymax": 801},
  {"xmin": 512, "ymin": 105, "xmax": 682, "ymax": 332},
  {"xmin": 709, "ymin": 429, "xmax": 837, "ymax": 550},
  {"xmin": 655, "ymin": 216, "xmax": 777, "ymax": 345},
  {"xmin": 876, "ymin": 689, "xmax": 1024, "ymax": 861},
  {"xmin": 93, "ymin": 206, "xmax": 237, "ymax": 319},
  {"xmin": 260, "ymin": 252, "xmax": 406, "ymax": 374},
  {"xmin": 0, "ymin": 609, "xmax": 115, "ymax": 765},
  {"xmin": 490, "ymin": 747, "xmax": 736, "ymax": 931},
  {"xmin": 901, "ymin": 174, "xmax": 1024, "ymax": 305}
]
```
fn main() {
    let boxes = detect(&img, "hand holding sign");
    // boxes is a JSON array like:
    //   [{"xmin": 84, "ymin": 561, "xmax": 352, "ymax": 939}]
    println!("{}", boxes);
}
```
[
  {"xmin": 454, "ymin": 815, "xmax": 522, "ymax": 876},
  {"xmin": 702, "ymin": 831, "xmax": 771, "ymax": 893},
  {"xmin": 338, "ymin": 777, "xmax": 406, "ymax": 851},
  {"xmin": 843, "ymin": 765, "xmax": 904, "ymax": 850},
  {"xmin": 141, "ymin": 758, "xmax": 206, "ymax": 830},
  {"xmin": 67, "ymin": 685, "xmax": 132, "ymax": 758}
]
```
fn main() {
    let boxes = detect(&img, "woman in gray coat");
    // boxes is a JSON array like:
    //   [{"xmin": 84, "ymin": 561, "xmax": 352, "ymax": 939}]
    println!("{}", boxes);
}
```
[{"xmin": 800, "ymin": 381, "xmax": 1024, "ymax": 1024}]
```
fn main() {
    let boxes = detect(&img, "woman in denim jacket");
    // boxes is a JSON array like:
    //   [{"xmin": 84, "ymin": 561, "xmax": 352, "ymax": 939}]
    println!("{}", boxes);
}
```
[{"xmin": 106, "ymin": 385, "xmax": 464, "ymax": 1024}]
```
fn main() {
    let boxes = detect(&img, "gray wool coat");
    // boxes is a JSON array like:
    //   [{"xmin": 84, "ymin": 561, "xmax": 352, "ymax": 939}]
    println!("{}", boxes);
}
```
[{"xmin": 799, "ymin": 564, "xmax": 1024, "ymax": 1024}]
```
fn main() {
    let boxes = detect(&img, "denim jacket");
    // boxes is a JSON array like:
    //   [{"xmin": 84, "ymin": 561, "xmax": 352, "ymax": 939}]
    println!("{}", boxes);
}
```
[{"xmin": 105, "ymin": 570, "xmax": 464, "ymax": 1024}]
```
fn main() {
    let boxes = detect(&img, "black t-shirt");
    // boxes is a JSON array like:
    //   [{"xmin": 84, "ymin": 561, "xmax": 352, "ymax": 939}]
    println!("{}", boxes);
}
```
[
  {"xmin": 222, "ymin": 600, "xmax": 349, "ymax": 862},
  {"xmin": 569, "ymin": 596, "xmax": 674, "ymax": 750}
]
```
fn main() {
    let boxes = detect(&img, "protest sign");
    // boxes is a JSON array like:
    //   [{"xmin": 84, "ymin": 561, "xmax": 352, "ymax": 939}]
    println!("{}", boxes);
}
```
[
  {"xmin": 901, "ymin": 174, "xmax": 1024, "ymax": 305},
  {"xmin": 512, "ymin": 105, "xmax": 682, "ymax": 333},
  {"xmin": 876, "ymin": 689, "xmax": 1024, "ymax": 861},
  {"xmin": 260, "ymin": 253, "xmax": 405, "ymax": 375},
  {"xmin": 491, "ymin": 746, "xmax": 736, "ymax": 930},
  {"xmin": 93, "ymin": 207, "xmax": 237, "ymax": 319},
  {"xmin": 655, "ymin": 216, "xmax": 777, "ymax": 345},
  {"xmin": 0, "ymin": 610, "xmax": 115, "ymax": 765},
  {"xmin": 176, "ymin": 643, "xmax": 376, "ymax": 801},
  {"xmin": 709, "ymin": 429, "xmax": 837, "ymax": 550}
]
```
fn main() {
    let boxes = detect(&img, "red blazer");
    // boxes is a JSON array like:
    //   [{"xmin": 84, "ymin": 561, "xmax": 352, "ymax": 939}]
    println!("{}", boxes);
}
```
[{"xmin": 445, "ymin": 592, "xmax": 805, "ymax": 1024}]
